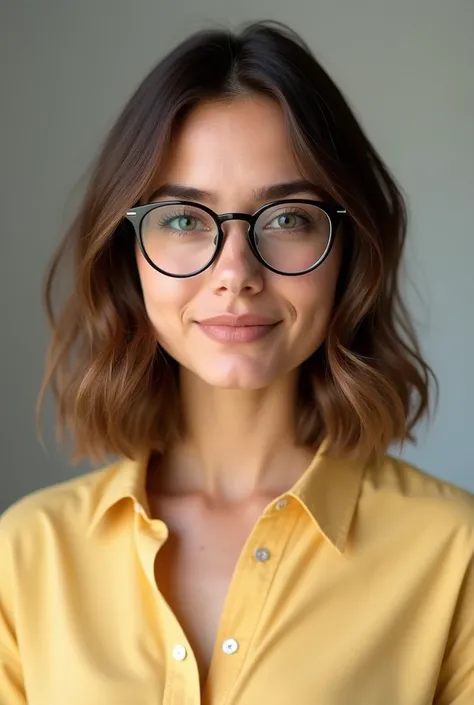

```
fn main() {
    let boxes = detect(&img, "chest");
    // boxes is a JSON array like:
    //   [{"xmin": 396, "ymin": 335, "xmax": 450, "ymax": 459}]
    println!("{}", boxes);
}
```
[
  {"xmin": 152, "ymin": 496, "xmax": 269, "ymax": 684},
  {"xmin": 22, "ymin": 499, "xmax": 458, "ymax": 705}
]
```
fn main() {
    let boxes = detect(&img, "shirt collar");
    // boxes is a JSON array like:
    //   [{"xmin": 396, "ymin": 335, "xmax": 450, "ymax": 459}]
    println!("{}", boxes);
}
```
[
  {"xmin": 289, "ymin": 446, "xmax": 367, "ymax": 552},
  {"xmin": 89, "ymin": 446, "xmax": 368, "ymax": 552},
  {"xmin": 88, "ymin": 453, "xmax": 151, "ymax": 536}
]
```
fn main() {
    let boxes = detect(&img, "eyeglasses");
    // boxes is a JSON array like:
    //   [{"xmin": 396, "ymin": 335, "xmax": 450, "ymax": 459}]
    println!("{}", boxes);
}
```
[{"xmin": 125, "ymin": 199, "xmax": 347, "ymax": 278}]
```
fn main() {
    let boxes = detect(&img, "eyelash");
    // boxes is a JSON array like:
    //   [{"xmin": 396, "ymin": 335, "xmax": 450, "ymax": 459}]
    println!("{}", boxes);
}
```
[
  {"xmin": 156, "ymin": 209, "xmax": 195, "ymax": 227},
  {"xmin": 157, "ymin": 207, "xmax": 312, "ymax": 227}
]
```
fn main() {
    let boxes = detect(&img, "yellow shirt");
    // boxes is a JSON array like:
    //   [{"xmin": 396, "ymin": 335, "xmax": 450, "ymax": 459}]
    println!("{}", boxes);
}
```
[{"xmin": 1, "ymin": 450, "xmax": 474, "ymax": 705}]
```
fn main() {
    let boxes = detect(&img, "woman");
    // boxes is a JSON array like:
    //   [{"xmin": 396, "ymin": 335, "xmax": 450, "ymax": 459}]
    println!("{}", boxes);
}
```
[{"xmin": 1, "ymin": 20, "xmax": 473, "ymax": 705}]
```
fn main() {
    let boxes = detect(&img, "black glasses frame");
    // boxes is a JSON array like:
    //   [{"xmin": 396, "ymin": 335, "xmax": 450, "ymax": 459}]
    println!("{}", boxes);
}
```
[{"xmin": 125, "ymin": 199, "xmax": 347, "ymax": 278}]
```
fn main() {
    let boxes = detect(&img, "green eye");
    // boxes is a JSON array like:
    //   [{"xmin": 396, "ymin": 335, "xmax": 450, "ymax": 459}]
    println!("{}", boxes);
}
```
[
  {"xmin": 265, "ymin": 212, "xmax": 308, "ymax": 230},
  {"xmin": 277, "ymin": 214, "xmax": 299, "ymax": 228},
  {"xmin": 169, "ymin": 216, "xmax": 198, "ymax": 231}
]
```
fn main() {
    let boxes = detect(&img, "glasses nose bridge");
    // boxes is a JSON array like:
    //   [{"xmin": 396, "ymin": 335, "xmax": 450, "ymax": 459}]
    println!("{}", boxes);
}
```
[
  {"xmin": 218, "ymin": 212, "xmax": 254, "ymax": 230},
  {"xmin": 217, "ymin": 212, "xmax": 256, "ymax": 249},
  {"xmin": 217, "ymin": 212, "xmax": 255, "ymax": 251}
]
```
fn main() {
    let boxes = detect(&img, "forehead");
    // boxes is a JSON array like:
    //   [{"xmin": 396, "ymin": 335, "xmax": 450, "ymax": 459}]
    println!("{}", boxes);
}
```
[{"xmin": 154, "ymin": 95, "xmax": 303, "ymax": 199}]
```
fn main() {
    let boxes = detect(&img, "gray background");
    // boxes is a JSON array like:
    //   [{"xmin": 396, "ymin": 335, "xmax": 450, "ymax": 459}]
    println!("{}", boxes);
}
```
[{"xmin": 1, "ymin": 0, "xmax": 473, "ymax": 512}]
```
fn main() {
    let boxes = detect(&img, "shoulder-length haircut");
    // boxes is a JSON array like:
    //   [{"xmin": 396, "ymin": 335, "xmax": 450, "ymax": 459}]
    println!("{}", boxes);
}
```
[{"xmin": 39, "ymin": 20, "xmax": 436, "ymax": 463}]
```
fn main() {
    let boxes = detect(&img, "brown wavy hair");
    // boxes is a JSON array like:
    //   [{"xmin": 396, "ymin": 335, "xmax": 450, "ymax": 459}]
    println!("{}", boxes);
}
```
[{"xmin": 39, "ymin": 20, "xmax": 437, "ymax": 463}]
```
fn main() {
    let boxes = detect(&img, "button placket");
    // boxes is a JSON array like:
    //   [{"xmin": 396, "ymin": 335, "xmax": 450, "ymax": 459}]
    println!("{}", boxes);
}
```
[
  {"xmin": 204, "ymin": 506, "xmax": 298, "ymax": 702},
  {"xmin": 132, "ymin": 506, "xmax": 200, "ymax": 704}
]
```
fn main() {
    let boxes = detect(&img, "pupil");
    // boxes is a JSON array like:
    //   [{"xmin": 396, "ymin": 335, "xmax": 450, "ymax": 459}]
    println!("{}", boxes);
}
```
[
  {"xmin": 280, "ymin": 214, "xmax": 295, "ymax": 227},
  {"xmin": 180, "ymin": 216, "xmax": 194, "ymax": 230}
]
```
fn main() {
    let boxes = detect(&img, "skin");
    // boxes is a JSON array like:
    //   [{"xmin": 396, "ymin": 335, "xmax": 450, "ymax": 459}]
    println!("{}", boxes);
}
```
[{"xmin": 135, "ymin": 94, "xmax": 343, "ymax": 687}]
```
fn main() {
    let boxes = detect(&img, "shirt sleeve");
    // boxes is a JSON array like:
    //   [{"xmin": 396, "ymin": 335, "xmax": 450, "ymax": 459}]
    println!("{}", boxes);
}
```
[
  {"xmin": 435, "ymin": 554, "xmax": 474, "ymax": 704},
  {"xmin": 0, "ymin": 519, "xmax": 27, "ymax": 704}
]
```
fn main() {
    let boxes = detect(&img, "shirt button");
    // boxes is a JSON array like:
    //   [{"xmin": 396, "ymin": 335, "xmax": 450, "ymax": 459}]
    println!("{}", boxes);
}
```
[
  {"xmin": 255, "ymin": 547, "xmax": 271, "ymax": 562},
  {"xmin": 172, "ymin": 645, "xmax": 187, "ymax": 661},
  {"xmin": 134, "ymin": 502, "xmax": 143, "ymax": 514},
  {"xmin": 275, "ymin": 498, "xmax": 288, "ymax": 510},
  {"xmin": 222, "ymin": 638, "xmax": 239, "ymax": 655}
]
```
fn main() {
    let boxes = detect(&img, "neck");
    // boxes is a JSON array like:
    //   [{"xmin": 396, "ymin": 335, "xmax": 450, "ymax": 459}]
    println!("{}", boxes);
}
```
[{"xmin": 154, "ymin": 368, "xmax": 315, "ymax": 502}]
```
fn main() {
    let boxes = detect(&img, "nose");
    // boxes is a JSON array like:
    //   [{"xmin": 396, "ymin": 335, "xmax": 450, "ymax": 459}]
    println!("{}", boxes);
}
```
[{"xmin": 210, "ymin": 220, "xmax": 264, "ymax": 297}]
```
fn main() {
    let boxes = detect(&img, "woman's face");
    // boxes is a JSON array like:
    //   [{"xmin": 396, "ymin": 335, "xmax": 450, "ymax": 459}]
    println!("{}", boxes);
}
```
[{"xmin": 136, "ymin": 94, "xmax": 342, "ymax": 389}]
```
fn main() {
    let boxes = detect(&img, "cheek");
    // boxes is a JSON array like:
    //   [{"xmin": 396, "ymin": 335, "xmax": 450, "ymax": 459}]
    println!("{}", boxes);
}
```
[
  {"xmin": 293, "ymin": 276, "xmax": 335, "ymax": 324},
  {"xmin": 283, "ymin": 247, "xmax": 341, "ymax": 342},
  {"xmin": 136, "ymin": 254, "xmax": 195, "ymax": 342}
]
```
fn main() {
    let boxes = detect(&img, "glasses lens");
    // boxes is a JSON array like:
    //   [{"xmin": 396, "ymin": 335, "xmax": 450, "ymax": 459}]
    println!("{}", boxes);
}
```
[
  {"xmin": 254, "ymin": 202, "xmax": 331, "ymax": 274},
  {"xmin": 141, "ymin": 204, "xmax": 218, "ymax": 275}
]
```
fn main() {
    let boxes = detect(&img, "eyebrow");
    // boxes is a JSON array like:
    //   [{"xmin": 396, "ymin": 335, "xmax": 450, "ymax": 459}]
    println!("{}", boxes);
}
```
[{"xmin": 148, "ymin": 179, "xmax": 323, "ymax": 205}]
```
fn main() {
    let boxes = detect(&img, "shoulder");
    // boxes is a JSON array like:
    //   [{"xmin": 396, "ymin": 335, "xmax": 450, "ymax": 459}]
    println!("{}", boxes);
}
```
[
  {"xmin": 0, "ymin": 461, "xmax": 119, "ymax": 545},
  {"xmin": 364, "ymin": 454, "xmax": 474, "ymax": 539}
]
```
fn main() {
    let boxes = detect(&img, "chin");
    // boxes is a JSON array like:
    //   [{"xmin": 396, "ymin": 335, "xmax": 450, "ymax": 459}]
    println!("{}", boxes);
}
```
[{"xmin": 196, "ymin": 358, "xmax": 278, "ymax": 390}]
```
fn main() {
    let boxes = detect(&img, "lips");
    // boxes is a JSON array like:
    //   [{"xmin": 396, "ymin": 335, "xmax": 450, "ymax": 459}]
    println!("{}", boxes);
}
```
[
  {"xmin": 198, "ymin": 313, "xmax": 278, "ymax": 327},
  {"xmin": 196, "ymin": 313, "xmax": 280, "ymax": 343}
]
